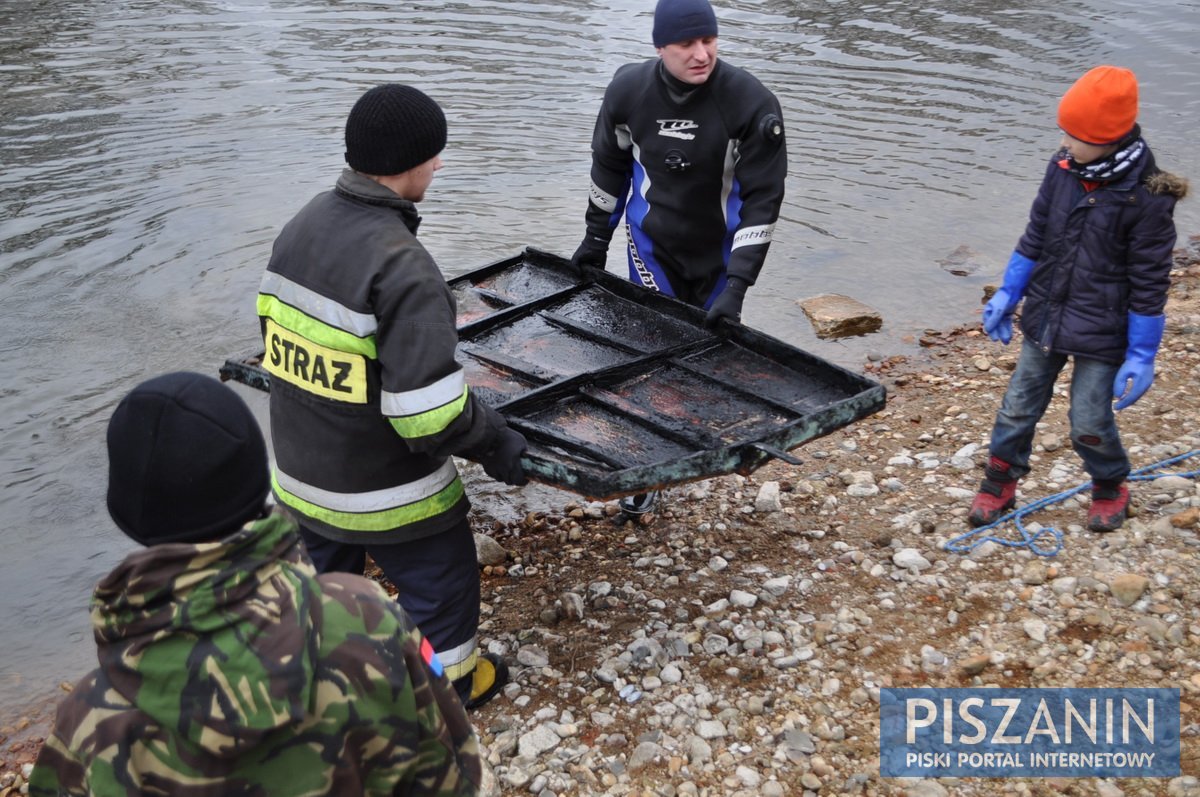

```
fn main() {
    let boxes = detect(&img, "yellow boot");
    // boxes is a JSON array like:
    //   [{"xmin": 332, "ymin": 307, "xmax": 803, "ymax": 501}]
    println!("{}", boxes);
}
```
[{"xmin": 465, "ymin": 653, "xmax": 509, "ymax": 710}]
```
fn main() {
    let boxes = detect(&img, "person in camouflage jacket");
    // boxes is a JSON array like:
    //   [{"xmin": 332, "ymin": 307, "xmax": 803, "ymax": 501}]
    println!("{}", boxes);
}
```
[{"xmin": 29, "ymin": 372, "xmax": 481, "ymax": 797}]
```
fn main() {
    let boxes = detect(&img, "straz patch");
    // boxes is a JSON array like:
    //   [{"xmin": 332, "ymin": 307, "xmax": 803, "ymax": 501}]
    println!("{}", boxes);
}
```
[{"xmin": 264, "ymin": 319, "xmax": 367, "ymax": 403}]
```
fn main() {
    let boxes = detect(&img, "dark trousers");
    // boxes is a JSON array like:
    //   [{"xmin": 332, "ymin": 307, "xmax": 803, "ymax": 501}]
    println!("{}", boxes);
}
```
[{"xmin": 296, "ymin": 518, "xmax": 480, "ymax": 697}]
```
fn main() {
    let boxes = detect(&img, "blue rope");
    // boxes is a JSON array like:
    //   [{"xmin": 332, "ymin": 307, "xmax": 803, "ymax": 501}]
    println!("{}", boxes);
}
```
[{"xmin": 944, "ymin": 449, "xmax": 1200, "ymax": 558}]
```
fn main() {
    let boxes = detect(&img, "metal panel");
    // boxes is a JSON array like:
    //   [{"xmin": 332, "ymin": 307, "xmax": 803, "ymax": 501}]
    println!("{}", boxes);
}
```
[{"xmin": 221, "ymin": 247, "xmax": 886, "ymax": 499}]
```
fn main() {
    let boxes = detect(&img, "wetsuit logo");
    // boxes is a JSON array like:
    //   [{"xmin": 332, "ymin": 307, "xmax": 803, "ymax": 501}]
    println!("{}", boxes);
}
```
[
  {"xmin": 657, "ymin": 119, "xmax": 698, "ymax": 140},
  {"xmin": 625, "ymin": 224, "xmax": 660, "ymax": 292}
]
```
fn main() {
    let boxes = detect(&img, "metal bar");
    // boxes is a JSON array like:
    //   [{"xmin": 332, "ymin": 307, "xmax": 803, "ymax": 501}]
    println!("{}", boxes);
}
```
[
  {"xmin": 220, "ymin": 356, "xmax": 271, "ymax": 393},
  {"xmin": 458, "ymin": 346, "xmax": 557, "ymax": 385},
  {"xmin": 538, "ymin": 311, "xmax": 646, "ymax": 355},
  {"xmin": 670, "ymin": 349, "xmax": 832, "ymax": 417},
  {"xmin": 751, "ymin": 442, "xmax": 803, "ymax": 466},
  {"xmin": 577, "ymin": 384, "xmax": 723, "ymax": 450},
  {"xmin": 507, "ymin": 418, "xmax": 631, "ymax": 469}
]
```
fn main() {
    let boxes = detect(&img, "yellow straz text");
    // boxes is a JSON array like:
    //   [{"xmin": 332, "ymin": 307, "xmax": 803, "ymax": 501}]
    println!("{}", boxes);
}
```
[{"xmin": 264, "ymin": 320, "xmax": 367, "ymax": 403}]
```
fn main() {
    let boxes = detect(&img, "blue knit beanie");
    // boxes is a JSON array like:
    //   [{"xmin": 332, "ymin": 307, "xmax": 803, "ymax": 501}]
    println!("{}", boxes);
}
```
[{"xmin": 652, "ymin": 0, "xmax": 718, "ymax": 48}]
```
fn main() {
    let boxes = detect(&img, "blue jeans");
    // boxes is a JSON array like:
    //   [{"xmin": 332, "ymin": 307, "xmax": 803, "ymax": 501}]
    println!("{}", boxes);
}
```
[{"xmin": 989, "ymin": 340, "xmax": 1129, "ymax": 484}]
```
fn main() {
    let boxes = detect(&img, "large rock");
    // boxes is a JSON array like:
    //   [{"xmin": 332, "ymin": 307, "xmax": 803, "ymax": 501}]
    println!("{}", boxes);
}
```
[{"xmin": 797, "ymin": 294, "xmax": 883, "ymax": 339}]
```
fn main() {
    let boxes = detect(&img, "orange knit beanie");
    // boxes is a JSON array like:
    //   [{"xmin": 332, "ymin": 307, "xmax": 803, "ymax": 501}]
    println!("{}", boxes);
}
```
[{"xmin": 1057, "ymin": 65, "xmax": 1138, "ymax": 145}]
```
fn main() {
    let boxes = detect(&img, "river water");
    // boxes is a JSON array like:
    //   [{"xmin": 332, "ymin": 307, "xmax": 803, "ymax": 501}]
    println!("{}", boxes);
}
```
[{"xmin": 2, "ymin": 0, "xmax": 1197, "ymax": 715}]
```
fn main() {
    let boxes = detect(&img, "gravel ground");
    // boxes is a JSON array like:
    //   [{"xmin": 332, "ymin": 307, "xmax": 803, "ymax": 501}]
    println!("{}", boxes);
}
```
[
  {"xmin": 463, "ymin": 241, "xmax": 1200, "ymax": 797},
  {"xmin": 3, "ymin": 239, "xmax": 1199, "ymax": 797}
]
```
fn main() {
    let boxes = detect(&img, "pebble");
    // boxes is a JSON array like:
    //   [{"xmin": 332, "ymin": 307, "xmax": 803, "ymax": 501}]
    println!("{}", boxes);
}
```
[
  {"xmin": 968, "ymin": 540, "xmax": 1000, "ymax": 560},
  {"xmin": 1023, "ymin": 618, "xmax": 1048, "ymax": 643},
  {"xmin": 1169, "ymin": 776, "xmax": 1200, "ymax": 797},
  {"xmin": 517, "ymin": 725, "xmax": 561, "ymax": 758},
  {"xmin": 1109, "ymin": 573, "xmax": 1150, "ymax": 607},
  {"xmin": 1021, "ymin": 560, "xmax": 1048, "ymax": 585},
  {"xmin": 729, "ymin": 589, "xmax": 758, "ymax": 608},
  {"xmin": 516, "ymin": 646, "xmax": 550, "ymax": 667},
  {"xmin": 893, "ymin": 548, "xmax": 932, "ymax": 570},
  {"xmin": 473, "ymin": 533, "xmax": 508, "ymax": 567},
  {"xmin": 1171, "ymin": 507, "xmax": 1200, "ymax": 528},
  {"xmin": 755, "ymin": 481, "xmax": 783, "ymax": 513},
  {"xmin": 958, "ymin": 653, "xmax": 991, "ymax": 676},
  {"xmin": 906, "ymin": 780, "xmax": 949, "ymax": 797}
]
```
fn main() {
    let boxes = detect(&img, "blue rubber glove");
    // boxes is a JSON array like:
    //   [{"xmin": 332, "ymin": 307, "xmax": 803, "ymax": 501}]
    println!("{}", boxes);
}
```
[
  {"xmin": 982, "ymin": 251, "xmax": 1037, "ymax": 344},
  {"xmin": 1113, "ymin": 312, "xmax": 1166, "ymax": 410}
]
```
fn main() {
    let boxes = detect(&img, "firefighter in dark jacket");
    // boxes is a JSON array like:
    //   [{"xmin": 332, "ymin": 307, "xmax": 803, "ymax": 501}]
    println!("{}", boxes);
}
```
[
  {"xmin": 570, "ymin": 0, "xmax": 787, "ymax": 517},
  {"xmin": 969, "ymin": 65, "xmax": 1188, "ymax": 533},
  {"xmin": 257, "ymin": 83, "xmax": 526, "ymax": 709}
]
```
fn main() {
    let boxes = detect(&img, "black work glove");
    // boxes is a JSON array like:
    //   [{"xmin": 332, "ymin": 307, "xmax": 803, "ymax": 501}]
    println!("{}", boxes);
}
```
[
  {"xmin": 569, "ymin": 237, "xmax": 608, "ymax": 278},
  {"xmin": 704, "ymin": 277, "xmax": 749, "ymax": 328},
  {"xmin": 475, "ymin": 427, "xmax": 528, "ymax": 486}
]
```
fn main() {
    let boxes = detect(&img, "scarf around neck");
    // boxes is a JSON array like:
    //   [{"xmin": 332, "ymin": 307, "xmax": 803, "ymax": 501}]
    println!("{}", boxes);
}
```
[{"xmin": 1058, "ymin": 125, "xmax": 1146, "ymax": 185}]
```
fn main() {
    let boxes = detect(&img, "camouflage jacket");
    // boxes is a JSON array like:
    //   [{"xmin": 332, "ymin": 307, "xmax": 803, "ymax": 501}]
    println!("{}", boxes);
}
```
[{"xmin": 29, "ymin": 513, "xmax": 481, "ymax": 796}]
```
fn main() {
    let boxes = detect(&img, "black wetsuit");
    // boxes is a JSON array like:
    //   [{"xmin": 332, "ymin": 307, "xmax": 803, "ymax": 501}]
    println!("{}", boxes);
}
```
[{"xmin": 583, "ymin": 58, "xmax": 787, "ymax": 307}]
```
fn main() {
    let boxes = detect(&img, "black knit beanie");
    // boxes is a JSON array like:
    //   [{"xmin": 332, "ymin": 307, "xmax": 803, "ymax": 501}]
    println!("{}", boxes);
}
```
[
  {"xmin": 106, "ymin": 372, "xmax": 269, "ymax": 546},
  {"xmin": 652, "ymin": 0, "xmax": 718, "ymax": 47},
  {"xmin": 344, "ymin": 84, "xmax": 447, "ymax": 176}
]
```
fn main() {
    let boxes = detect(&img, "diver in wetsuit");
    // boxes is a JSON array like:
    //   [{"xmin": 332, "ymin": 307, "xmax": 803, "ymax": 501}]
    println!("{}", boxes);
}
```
[{"xmin": 570, "ymin": 0, "xmax": 788, "ymax": 515}]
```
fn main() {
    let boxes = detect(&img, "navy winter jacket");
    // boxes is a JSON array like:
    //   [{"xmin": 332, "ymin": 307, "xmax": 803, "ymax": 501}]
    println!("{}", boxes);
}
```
[{"xmin": 1015, "ymin": 144, "xmax": 1187, "ymax": 363}]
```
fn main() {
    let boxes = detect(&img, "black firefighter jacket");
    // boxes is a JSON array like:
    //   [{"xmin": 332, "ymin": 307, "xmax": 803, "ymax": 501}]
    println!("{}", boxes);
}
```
[{"xmin": 257, "ymin": 169, "xmax": 509, "ymax": 544}]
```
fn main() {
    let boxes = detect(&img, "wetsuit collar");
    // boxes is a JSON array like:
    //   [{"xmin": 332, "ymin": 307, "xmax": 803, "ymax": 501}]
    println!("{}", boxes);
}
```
[{"xmin": 657, "ymin": 59, "xmax": 717, "ymax": 104}]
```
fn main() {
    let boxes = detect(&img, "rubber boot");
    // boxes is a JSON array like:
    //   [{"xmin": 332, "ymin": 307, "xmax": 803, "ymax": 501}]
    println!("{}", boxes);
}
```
[
  {"xmin": 463, "ymin": 653, "xmax": 509, "ymax": 711},
  {"xmin": 1087, "ymin": 481, "xmax": 1130, "ymax": 533},
  {"xmin": 968, "ymin": 456, "xmax": 1019, "ymax": 527}
]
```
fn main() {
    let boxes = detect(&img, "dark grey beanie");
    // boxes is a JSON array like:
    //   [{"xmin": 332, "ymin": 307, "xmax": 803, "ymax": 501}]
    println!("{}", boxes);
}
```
[
  {"xmin": 344, "ymin": 84, "xmax": 447, "ymax": 176},
  {"xmin": 106, "ymin": 372, "xmax": 269, "ymax": 546}
]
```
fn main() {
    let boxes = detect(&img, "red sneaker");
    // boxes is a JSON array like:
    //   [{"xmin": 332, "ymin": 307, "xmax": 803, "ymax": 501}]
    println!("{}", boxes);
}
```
[
  {"xmin": 968, "ymin": 457, "xmax": 1019, "ymax": 527},
  {"xmin": 1087, "ymin": 482, "xmax": 1130, "ymax": 533}
]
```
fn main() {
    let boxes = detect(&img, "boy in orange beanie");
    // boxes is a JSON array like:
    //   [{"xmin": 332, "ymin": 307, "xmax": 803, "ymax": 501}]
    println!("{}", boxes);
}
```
[{"xmin": 970, "ymin": 65, "xmax": 1188, "ymax": 532}]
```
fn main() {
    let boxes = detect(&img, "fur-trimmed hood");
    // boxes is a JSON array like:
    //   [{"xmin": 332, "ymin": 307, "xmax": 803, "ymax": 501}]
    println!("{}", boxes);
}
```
[{"xmin": 1146, "ymin": 170, "xmax": 1189, "ymax": 199}]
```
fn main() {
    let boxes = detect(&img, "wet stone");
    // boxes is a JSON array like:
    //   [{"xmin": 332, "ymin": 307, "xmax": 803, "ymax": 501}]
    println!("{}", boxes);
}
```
[{"xmin": 797, "ymin": 293, "xmax": 883, "ymax": 339}]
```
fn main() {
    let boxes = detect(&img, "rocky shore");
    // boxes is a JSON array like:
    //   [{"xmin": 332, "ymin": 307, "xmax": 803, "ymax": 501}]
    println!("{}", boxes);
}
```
[
  {"xmin": 3, "ymin": 238, "xmax": 1199, "ymax": 797},
  {"xmin": 462, "ymin": 238, "xmax": 1200, "ymax": 797}
]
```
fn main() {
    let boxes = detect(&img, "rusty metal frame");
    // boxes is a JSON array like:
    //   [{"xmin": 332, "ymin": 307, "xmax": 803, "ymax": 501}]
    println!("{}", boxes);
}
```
[{"xmin": 221, "ymin": 247, "xmax": 886, "ymax": 499}]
